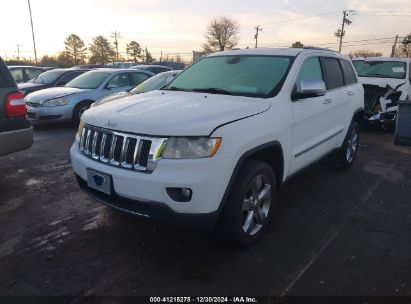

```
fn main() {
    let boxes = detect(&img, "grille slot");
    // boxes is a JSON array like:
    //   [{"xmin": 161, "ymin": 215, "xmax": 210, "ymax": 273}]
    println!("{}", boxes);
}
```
[{"xmin": 79, "ymin": 125, "xmax": 165, "ymax": 172}]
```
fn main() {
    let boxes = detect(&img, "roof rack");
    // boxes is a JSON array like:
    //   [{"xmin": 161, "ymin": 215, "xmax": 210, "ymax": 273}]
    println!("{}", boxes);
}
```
[{"xmin": 302, "ymin": 46, "xmax": 338, "ymax": 52}]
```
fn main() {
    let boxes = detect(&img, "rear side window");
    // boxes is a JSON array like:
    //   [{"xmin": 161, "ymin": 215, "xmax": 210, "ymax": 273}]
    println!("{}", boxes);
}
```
[
  {"xmin": 322, "ymin": 57, "xmax": 344, "ymax": 90},
  {"xmin": 25, "ymin": 68, "xmax": 43, "ymax": 80},
  {"xmin": 295, "ymin": 57, "xmax": 323, "ymax": 92},
  {"xmin": 57, "ymin": 72, "xmax": 84, "ymax": 85},
  {"xmin": 129, "ymin": 72, "xmax": 150, "ymax": 85},
  {"xmin": 10, "ymin": 69, "xmax": 24, "ymax": 82},
  {"xmin": 341, "ymin": 60, "xmax": 357, "ymax": 85}
]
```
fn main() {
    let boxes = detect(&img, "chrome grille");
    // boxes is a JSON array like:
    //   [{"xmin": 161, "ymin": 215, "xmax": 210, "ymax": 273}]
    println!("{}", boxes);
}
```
[{"xmin": 79, "ymin": 125, "xmax": 167, "ymax": 173}]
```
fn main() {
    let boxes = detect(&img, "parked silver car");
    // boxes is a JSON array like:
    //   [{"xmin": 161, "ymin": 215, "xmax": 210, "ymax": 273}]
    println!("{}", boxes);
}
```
[
  {"xmin": 92, "ymin": 70, "xmax": 182, "ymax": 107},
  {"xmin": 25, "ymin": 68, "xmax": 153, "ymax": 124}
]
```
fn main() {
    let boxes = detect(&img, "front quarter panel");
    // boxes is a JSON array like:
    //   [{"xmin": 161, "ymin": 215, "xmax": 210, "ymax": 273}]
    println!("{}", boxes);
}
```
[{"xmin": 211, "ymin": 94, "xmax": 293, "ymax": 183}]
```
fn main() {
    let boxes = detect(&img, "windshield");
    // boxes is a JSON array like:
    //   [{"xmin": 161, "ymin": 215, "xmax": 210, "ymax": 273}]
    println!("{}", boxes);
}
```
[
  {"xmin": 352, "ymin": 60, "xmax": 406, "ymax": 79},
  {"xmin": 31, "ymin": 70, "xmax": 65, "ymax": 84},
  {"xmin": 65, "ymin": 71, "xmax": 111, "ymax": 89},
  {"xmin": 131, "ymin": 72, "xmax": 178, "ymax": 93},
  {"xmin": 163, "ymin": 55, "xmax": 293, "ymax": 98}
]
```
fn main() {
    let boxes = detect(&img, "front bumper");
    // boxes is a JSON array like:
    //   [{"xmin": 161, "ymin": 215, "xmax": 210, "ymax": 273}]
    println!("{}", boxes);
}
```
[
  {"xmin": 70, "ymin": 141, "xmax": 234, "ymax": 221},
  {"xmin": 365, "ymin": 111, "xmax": 397, "ymax": 124},
  {"xmin": 26, "ymin": 104, "xmax": 74, "ymax": 122}
]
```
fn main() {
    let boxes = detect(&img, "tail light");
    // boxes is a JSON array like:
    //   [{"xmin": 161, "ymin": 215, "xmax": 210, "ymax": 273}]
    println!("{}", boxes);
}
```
[{"xmin": 6, "ymin": 91, "xmax": 26, "ymax": 118}]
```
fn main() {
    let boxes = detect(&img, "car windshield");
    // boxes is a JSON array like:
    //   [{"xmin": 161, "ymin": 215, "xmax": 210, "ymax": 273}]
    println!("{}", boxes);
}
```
[
  {"xmin": 131, "ymin": 72, "xmax": 178, "ymax": 93},
  {"xmin": 31, "ymin": 70, "xmax": 65, "ymax": 84},
  {"xmin": 163, "ymin": 55, "xmax": 293, "ymax": 98},
  {"xmin": 65, "ymin": 71, "xmax": 111, "ymax": 89},
  {"xmin": 352, "ymin": 60, "xmax": 406, "ymax": 79}
]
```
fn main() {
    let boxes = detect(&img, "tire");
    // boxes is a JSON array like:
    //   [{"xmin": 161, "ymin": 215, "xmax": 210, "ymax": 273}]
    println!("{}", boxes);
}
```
[
  {"xmin": 220, "ymin": 159, "xmax": 276, "ymax": 248},
  {"xmin": 332, "ymin": 121, "xmax": 360, "ymax": 170},
  {"xmin": 73, "ymin": 101, "xmax": 92, "ymax": 126}
]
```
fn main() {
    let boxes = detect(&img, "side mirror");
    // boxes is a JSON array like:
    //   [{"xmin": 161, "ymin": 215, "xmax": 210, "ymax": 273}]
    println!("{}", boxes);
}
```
[{"xmin": 292, "ymin": 80, "xmax": 326, "ymax": 100}]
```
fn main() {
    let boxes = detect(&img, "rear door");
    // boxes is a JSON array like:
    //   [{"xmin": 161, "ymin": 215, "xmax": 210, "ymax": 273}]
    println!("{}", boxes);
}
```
[
  {"xmin": 289, "ymin": 56, "xmax": 333, "ymax": 174},
  {"xmin": 321, "ymin": 57, "xmax": 352, "ymax": 148}
]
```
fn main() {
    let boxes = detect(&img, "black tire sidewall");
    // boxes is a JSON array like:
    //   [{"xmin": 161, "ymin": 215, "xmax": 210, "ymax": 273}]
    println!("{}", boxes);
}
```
[
  {"xmin": 334, "ymin": 121, "xmax": 360, "ymax": 169},
  {"xmin": 222, "ymin": 159, "xmax": 276, "ymax": 247},
  {"xmin": 73, "ymin": 101, "xmax": 92, "ymax": 125}
]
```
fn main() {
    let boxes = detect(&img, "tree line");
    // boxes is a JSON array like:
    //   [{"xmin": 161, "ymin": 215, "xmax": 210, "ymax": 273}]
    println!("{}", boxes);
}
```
[{"xmin": 7, "ymin": 34, "xmax": 157, "ymax": 67}]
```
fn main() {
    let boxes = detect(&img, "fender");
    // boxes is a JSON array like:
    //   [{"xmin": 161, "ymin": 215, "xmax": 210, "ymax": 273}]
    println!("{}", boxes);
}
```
[{"xmin": 216, "ymin": 141, "xmax": 283, "ymax": 214}]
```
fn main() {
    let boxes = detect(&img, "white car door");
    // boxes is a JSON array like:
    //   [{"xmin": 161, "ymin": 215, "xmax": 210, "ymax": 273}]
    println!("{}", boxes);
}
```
[
  {"xmin": 321, "ymin": 57, "xmax": 353, "ymax": 149},
  {"xmin": 288, "ymin": 56, "xmax": 334, "ymax": 175}
]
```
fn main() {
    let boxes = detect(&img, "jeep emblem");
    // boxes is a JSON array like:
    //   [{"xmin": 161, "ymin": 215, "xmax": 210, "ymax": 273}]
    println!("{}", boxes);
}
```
[{"xmin": 104, "ymin": 120, "xmax": 119, "ymax": 128}]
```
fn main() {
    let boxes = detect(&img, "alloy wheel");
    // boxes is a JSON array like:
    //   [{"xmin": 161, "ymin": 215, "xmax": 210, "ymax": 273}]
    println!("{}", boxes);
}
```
[
  {"xmin": 241, "ymin": 174, "xmax": 272, "ymax": 236},
  {"xmin": 346, "ymin": 128, "xmax": 359, "ymax": 163}
]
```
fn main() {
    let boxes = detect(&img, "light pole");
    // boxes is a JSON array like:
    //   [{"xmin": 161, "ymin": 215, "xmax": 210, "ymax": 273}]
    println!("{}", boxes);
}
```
[{"xmin": 27, "ymin": 0, "xmax": 38, "ymax": 64}]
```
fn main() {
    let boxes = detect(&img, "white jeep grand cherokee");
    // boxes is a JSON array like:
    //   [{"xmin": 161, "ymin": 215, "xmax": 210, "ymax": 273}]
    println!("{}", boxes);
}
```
[{"xmin": 70, "ymin": 48, "xmax": 364, "ymax": 246}]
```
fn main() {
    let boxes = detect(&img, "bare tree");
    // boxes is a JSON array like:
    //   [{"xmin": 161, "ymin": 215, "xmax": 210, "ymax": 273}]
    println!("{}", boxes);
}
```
[
  {"xmin": 203, "ymin": 16, "xmax": 240, "ymax": 52},
  {"xmin": 396, "ymin": 33, "xmax": 411, "ymax": 58},
  {"xmin": 348, "ymin": 49, "xmax": 383, "ymax": 59}
]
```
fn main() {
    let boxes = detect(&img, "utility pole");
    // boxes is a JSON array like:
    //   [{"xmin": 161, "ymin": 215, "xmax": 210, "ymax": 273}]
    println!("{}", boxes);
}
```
[
  {"xmin": 27, "ymin": 0, "xmax": 37, "ymax": 64},
  {"xmin": 391, "ymin": 35, "xmax": 399, "ymax": 57},
  {"xmin": 111, "ymin": 30, "xmax": 121, "ymax": 61},
  {"xmin": 254, "ymin": 25, "xmax": 262, "ymax": 48},
  {"xmin": 336, "ymin": 10, "xmax": 353, "ymax": 53},
  {"xmin": 16, "ymin": 44, "xmax": 22, "ymax": 61}
]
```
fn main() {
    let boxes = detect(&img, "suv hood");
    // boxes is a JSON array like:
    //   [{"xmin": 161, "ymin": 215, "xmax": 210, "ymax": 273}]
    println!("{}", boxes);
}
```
[
  {"xmin": 358, "ymin": 77, "xmax": 406, "ymax": 89},
  {"xmin": 25, "ymin": 87, "xmax": 89, "ymax": 103},
  {"xmin": 83, "ymin": 91, "xmax": 271, "ymax": 136}
]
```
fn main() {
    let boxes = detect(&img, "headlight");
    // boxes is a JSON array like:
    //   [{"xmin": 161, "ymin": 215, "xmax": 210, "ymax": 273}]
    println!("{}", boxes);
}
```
[
  {"xmin": 42, "ymin": 97, "xmax": 68, "ymax": 107},
  {"xmin": 77, "ymin": 121, "xmax": 85, "ymax": 140},
  {"xmin": 162, "ymin": 137, "xmax": 221, "ymax": 159}
]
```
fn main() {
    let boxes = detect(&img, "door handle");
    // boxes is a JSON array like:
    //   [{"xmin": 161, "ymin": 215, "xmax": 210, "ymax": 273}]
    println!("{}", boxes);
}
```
[
  {"xmin": 347, "ymin": 90, "xmax": 355, "ymax": 96},
  {"xmin": 323, "ymin": 98, "xmax": 333, "ymax": 104}
]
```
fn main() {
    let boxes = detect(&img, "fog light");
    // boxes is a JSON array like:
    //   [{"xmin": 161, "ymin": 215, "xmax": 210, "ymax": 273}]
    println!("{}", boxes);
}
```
[
  {"xmin": 182, "ymin": 188, "xmax": 192, "ymax": 198},
  {"xmin": 166, "ymin": 187, "xmax": 192, "ymax": 202}
]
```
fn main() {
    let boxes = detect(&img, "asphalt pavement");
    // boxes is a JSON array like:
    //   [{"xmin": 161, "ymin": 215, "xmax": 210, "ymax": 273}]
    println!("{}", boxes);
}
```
[{"xmin": 0, "ymin": 123, "xmax": 410, "ymax": 298}]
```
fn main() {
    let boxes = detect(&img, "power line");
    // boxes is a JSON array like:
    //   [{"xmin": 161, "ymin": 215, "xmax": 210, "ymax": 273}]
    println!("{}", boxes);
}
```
[{"xmin": 242, "ymin": 10, "xmax": 342, "ymax": 29}]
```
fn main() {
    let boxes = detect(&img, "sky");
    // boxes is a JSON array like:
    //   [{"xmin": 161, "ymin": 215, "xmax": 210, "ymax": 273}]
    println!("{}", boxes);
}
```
[{"xmin": 1, "ymin": 0, "xmax": 411, "ymax": 61}]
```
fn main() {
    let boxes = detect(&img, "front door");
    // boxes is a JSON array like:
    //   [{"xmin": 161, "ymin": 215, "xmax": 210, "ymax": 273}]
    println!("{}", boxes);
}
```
[{"xmin": 288, "ymin": 56, "xmax": 334, "ymax": 175}]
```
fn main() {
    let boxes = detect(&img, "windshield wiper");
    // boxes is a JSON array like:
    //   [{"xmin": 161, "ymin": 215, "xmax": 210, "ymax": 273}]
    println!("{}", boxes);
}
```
[
  {"xmin": 162, "ymin": 86, "xmax": 193, "ymax": 92},
  {"xmin": 362, "ymin": 73, "xmax": 395, "ymax": 78},
  {"xmin": 191, "ymin": 87, "xmax": 238, "ymax": 96}
]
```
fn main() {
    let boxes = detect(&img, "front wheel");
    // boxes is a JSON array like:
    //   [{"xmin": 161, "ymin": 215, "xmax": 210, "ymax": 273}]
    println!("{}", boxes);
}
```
[
  {"xmin": 220, "ymin": 159, "xmax": 276, "ymax": 247},
  {"xmin": 332, "ymin": 121, "xmax": 360, "ymax": 169},
  {"xmin": 73, "ymin": 101, "xmax": 92, "ymax": 125}
]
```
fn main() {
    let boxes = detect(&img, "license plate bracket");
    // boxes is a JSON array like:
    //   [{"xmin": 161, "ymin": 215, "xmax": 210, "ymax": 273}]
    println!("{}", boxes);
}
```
[{"xmin": 86, "ymin": 168, "xmax": 112, "ymax": 195}]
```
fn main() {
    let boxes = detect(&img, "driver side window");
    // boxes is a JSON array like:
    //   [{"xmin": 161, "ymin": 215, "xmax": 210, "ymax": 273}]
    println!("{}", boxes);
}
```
[{"xmin": 295, "ymin": 57, "xmax": 324, "ymax": 92}]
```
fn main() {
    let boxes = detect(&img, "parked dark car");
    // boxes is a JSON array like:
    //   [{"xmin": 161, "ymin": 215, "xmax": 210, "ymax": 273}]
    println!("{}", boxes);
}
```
[
  {"xmin": 8, "ymin": 65, "xmax": 46, "ymax": 83},
  {"xmin": 18, "ymin": 68, "xmax": 89, "ymax": 96},
  {"xmin": 0, "ymin": 57, "xmax": 33, "ymax": 156},
  {"xmin": 130, "ymin": 64, "xmax": 172, "ymax": 74}
]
